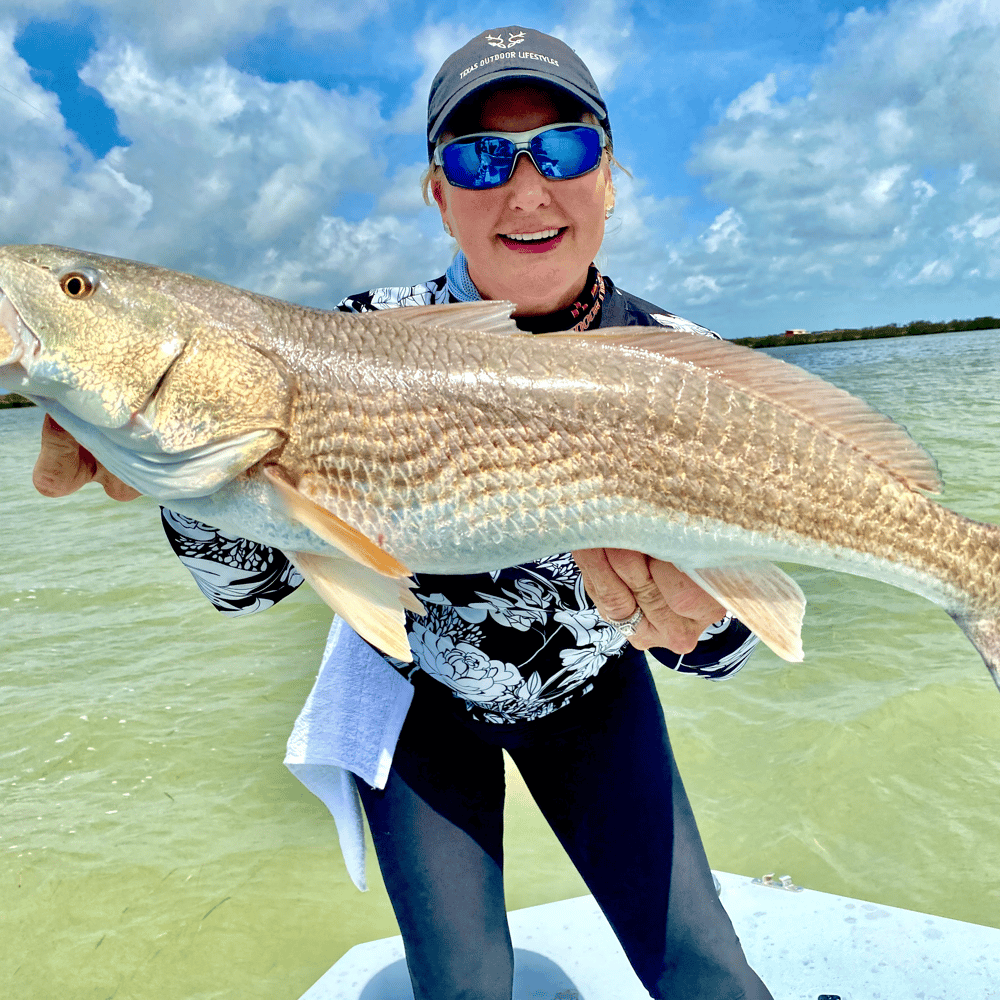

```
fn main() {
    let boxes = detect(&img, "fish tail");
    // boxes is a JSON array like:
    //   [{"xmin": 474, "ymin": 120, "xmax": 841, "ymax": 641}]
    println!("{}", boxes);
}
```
[{"xmin": 949, "ymin": 612, "xmax": 1000, "ymax": 692}]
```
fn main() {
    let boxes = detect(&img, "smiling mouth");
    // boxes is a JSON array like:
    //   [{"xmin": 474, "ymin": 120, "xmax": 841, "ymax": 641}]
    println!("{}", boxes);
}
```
[{"xmin": 498, "ymin": 227, "xmax": 566, "ymax": 248}]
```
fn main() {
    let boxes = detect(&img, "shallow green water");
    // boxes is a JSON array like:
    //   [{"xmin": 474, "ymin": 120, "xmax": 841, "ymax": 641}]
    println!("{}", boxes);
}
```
[{"xmin": 2, "ymin": 330, "xmax": 999, "ymax": 999}]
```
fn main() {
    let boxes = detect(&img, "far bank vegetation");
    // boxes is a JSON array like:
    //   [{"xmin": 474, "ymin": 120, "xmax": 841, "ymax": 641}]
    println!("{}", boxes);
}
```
[{"xmin": 733, "ymin": 315, "xmax": 1000, "ymax": 348}]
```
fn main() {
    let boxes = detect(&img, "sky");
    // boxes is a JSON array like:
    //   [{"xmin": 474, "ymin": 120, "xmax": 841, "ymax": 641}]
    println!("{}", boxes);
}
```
[{"xmin": 0, "ymin": 0, "xmax": 998, "ymax": 339}]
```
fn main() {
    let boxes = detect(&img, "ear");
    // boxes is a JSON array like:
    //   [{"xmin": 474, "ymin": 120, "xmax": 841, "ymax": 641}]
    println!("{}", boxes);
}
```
[
  {"xmin": 431, "ymin": 176, "xmax": 448, "ymax": 219},
  {"xmin": 603, "ymin": 164, "xmax": 616, "ymax": 217}
]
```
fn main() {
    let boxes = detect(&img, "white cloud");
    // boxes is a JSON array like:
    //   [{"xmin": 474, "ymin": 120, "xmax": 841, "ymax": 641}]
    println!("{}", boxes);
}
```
[
  {"xmin": 636, "ymin": 0, "xmax": 1000, "ymax": 329},
  {"xmin": 908, "ymin": 259, "xmax": 954, "ymax": 284},
  {"xmin": 389, "ymin": 20, "xmax": 478, "ymax": 135},
  {"xmin": 0, "ymin": 18, "xmax": 451, "ymax": 307},
  {"xmin": 3, "ymin": 1, "xmax": 998, "ymax": 338},
  {"xmin": 701, "ymin": 208, "xmax": 745, "ymax": 253},
  {"xmin": 0, "ymin": 1, "xmax": 388, "ymax": 60},
  {"xmin": 0, "ymin": 23, "xmax": 158, "ymax": 246},
  {"xmin": 554, "ymin": 0, "xmax": 635, "ymax": 95},
  {"xmin": 725, "ymin": 73, "xmax": 780, "ymax": 121}
]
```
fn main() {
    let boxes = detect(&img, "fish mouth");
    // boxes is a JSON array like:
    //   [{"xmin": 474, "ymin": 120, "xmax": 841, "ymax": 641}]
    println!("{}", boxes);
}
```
[{"xmin": 0, "ymin": 288, "xmax": 41, "ymax": 371}]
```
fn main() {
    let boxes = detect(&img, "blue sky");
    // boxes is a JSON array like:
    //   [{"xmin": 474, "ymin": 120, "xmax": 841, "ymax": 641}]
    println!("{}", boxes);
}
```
[{"xmin": 1, "ymin": 0, "xmax": 998, "ymax": 338}]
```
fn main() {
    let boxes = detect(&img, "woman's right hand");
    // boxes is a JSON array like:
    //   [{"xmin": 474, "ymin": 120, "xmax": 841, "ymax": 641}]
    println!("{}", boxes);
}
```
[{"xmin": 33, "ymin": 414, "xmax": 141, "ymax": 501}]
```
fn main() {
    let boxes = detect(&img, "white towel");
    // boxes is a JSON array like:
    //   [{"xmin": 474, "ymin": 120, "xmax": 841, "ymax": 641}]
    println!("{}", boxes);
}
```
[{"xmin": 284, "ymin": 617, "xmax": 414, "ymax": 891}]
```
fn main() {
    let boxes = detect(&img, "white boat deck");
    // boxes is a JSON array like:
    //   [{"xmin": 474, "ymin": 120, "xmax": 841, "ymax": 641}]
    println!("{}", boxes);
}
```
[{"xmin": 300, "ymin": 870, "xmax": 1000, "ymax": 999}]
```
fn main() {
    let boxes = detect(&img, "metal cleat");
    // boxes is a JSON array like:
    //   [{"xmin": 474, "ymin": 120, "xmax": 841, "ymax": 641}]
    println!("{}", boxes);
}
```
[{"xmin": 752, "ymin": 872, "xmax": 804, "ymax": 892}]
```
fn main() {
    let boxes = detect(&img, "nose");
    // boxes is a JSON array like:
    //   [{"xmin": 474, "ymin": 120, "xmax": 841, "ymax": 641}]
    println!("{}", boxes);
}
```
[{"xmin": 506, "ymin": 152, "xmax": 551, "ymax": 211}]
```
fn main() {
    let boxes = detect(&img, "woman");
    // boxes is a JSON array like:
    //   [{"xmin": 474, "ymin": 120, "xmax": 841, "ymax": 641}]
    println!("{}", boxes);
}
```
[{"xmin": 33, "ymin": 26, "xmax": 772, "ymax": 1000}]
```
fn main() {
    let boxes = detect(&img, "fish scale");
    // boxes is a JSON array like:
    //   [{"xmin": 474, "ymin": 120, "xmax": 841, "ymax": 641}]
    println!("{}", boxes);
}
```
[
  {"xmin": 283, "ymin": 320, "xmax": 994, "ymax": 614},
  {"xmin": 1, "ymin": 243, "xmax": 999, "ymax": 678}
]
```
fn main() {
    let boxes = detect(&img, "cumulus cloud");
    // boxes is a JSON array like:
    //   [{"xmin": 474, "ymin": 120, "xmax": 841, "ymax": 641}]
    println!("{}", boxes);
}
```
[
  {"xmin": 0, "ymin": 0, "xmax": 388, "ymax": 60},
  {"xmin": 389, "ymin": 19, "xmax": 479, "ymax": 135},
  {"xmin": 554, "ymin": 0, "xmax": 635, "ymax": 94},
  {"xmin": 0, "ymin": 22, "xmax": 156, "ymax": 245},
  {"xmin": 724, "ymin": 73, "xmax": 780, "ymax": 121},
  {"xmin": 0, "ymin": 14, "xmax": 451, "ymax": 306},
  {"xmin": 2, "ymin": 0, "xmax": 997, "ymax": 336},
  {"xmin": 603, "ymin": 0, "xmax": 1000, "ymax": 332}
]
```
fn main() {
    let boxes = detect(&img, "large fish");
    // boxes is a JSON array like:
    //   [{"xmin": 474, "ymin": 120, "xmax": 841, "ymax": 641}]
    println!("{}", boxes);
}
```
[{"xmin": 2, "ymin": 244, "xmax": 998, "ymax": 680}]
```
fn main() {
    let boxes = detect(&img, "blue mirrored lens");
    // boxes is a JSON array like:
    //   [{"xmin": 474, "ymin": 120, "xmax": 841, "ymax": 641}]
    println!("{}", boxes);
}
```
[
  {"xmin": 530, "ymin": 126, "xmax": 603, "ymax": 179},
  {"xmin": 441, "ymin": 126, "xmax": 602, "ymax": 189},
  {"xmin": 442, "ymin": 136, "xmax": 515, "ymax": 189}
]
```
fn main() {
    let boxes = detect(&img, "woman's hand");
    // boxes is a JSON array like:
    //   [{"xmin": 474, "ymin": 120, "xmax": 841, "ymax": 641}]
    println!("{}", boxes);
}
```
[
  {"xmin": 572, "ymin": 548, "xmax": 726, "ymax": 654},
  {"xmin": 33, "ymin": 414, "xmax": 141, "ymax": 501}
]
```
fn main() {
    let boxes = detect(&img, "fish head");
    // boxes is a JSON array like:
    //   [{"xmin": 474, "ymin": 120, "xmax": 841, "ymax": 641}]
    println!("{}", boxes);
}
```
[{"xmin": 0, "ymin": 244, "xmax": 293, "ymax": 498}]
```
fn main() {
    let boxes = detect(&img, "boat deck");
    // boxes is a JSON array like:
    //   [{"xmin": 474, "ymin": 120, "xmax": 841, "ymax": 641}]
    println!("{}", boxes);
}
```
[{"xmin": 300, "ymin": 870, "xmax": 1000, "ymax": 999}]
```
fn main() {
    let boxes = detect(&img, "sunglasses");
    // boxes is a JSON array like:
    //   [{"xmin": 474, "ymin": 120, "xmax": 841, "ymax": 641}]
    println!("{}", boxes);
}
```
[{"xmin": 433, "ymin": 122, "xmax": 607, "ymax": 191}]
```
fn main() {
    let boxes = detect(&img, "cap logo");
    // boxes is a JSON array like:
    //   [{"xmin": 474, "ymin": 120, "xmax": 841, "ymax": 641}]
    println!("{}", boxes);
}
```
[
  {"xmin": 458, "ymin": 33, "xmax": 561, "ymax": 81},
  {"xmin": 485, "ymin": 30, "xmax": 525, "ymax": 49}
]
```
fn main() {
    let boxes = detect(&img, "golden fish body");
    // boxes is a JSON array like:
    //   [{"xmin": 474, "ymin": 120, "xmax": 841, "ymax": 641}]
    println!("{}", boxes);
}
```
[{"xmin": 2, "ymin": 244, "xmax": 998, "ymax": 677}]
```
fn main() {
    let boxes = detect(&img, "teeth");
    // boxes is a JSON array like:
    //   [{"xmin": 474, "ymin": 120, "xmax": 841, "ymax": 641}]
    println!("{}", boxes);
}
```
[{"xmin": 502, "ymin": 229, "xmax": 560, "ymax": 242}]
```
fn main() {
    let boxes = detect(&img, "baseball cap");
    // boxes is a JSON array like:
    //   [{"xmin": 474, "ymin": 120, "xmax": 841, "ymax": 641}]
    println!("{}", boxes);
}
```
[{"xmin": 427, "ymin": 26, "xmax": 610, "ymax": 160}]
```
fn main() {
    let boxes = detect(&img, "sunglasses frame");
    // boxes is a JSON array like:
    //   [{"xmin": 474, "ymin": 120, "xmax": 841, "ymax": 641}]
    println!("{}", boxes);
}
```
[{"xmin": 433, "ymin": 122, "xmax": 608, "ymax": 190}]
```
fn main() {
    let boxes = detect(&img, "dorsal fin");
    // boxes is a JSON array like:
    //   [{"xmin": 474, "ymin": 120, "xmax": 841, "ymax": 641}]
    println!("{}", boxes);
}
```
[
  {"xmin": 394, "ymin": 300, "xmax": 519, "ymax": 334},
  {"xmin": 544, "ymin": 327, "xmax": 942, "ymax": 494}
]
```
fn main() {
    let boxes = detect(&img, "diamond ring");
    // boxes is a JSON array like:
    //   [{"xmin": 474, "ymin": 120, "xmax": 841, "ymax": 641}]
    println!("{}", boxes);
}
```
[{"xmin": 604, "ymin": 607, "xmax": 644, "ymax": 637}]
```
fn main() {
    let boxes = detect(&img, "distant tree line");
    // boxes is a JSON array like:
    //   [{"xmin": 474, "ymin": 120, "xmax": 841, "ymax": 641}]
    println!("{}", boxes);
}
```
[
  {"xmin": 732, "ymin": 316, "xmax": 1000, "ymax": 348},
  {"xmin": 0, "ymin": 392, "xmax": 35, "ymax": 408}
]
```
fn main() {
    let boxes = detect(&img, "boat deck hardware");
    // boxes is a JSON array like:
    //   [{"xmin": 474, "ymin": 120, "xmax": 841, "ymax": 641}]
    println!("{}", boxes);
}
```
[{"xmin": 752, "ymin": 873, "xmax": 804, "ymax": 892}]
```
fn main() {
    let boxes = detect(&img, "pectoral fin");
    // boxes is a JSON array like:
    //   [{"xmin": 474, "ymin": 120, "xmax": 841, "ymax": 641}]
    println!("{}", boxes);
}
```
[
  {"xmin": 291, "ymin": 551, "xmax": 425, "ymax": 662},
  {"xmin": 264, "ymin": 466, "xmax": 411, "ymax": 579},
  {"xmin": 679, "ymin": 562, "xmax": 806, "ymax": 662}
]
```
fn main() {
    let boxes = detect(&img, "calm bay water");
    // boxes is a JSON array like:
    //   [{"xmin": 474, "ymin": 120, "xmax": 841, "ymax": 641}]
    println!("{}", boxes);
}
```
[{"xmin": 2, "ymin": 329, "xmax": 999, "ymax": 999}]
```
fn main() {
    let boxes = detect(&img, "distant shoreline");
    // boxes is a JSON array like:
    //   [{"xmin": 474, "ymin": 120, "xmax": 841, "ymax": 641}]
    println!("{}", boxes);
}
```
[
  {"xmin": 0, "ymin": 393, "xmax": 35, "ymax": 409},
  {"xmin": 732, "ymin": 317, "xmax": 1000, "ymax": 349}
]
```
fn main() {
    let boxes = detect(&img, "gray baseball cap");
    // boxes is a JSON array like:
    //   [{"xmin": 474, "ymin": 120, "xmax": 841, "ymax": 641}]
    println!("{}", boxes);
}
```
[{"xmin": 427, "ymin": 26, "xmax": 610, "ymax": 160}]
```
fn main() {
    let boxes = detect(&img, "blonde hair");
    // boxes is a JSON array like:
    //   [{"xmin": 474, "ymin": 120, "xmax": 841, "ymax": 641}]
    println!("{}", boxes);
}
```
[{"xmin": 421, "ymin": 110, "xmax": 629, "ymax": 206}]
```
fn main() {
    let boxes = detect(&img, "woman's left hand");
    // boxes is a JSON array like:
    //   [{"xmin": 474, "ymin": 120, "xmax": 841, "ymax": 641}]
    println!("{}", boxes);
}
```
[{"xmin": 572, "ymin": 548, "xmax": 727, "ymax": 654}]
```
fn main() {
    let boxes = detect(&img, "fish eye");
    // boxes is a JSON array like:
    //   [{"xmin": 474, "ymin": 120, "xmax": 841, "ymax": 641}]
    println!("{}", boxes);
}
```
[{"xmin": 59, "ymin": 268, "xmax": 100, "ymax": 299}]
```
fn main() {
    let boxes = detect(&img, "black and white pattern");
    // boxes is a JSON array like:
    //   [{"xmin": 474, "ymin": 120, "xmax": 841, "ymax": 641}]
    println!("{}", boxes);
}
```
[
  {"xmin": 161, "ymin": 509, "xmax": 303, "ymax": 616},
  {"xmin": 386, "ymin": 554, "xmax": 630, "ymax": 723},
  {"xmin": 161, "ymin": 272, "xmax": 759, "ymax": 722},
  {"xmin": 339, "ymin": 275, "xmax": 450, "ymax": 313}
]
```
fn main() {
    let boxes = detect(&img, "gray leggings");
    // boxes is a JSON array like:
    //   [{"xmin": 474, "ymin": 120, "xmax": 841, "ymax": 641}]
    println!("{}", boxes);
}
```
[{"xmin": 355, "ymin": 654, "xmax": 773, "ymax": 1000}]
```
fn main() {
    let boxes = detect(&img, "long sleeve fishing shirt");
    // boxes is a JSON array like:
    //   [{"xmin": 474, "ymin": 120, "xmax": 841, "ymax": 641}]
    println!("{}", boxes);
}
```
[{"xmin": 160, "ymin": 260, "xmax": 760, "ymax": 888}]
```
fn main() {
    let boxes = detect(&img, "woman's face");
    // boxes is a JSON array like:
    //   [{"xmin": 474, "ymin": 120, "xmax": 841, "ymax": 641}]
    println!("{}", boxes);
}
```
[{"xmin": 432, "ymin": 84, "xmax": 614, "ymax": 316}]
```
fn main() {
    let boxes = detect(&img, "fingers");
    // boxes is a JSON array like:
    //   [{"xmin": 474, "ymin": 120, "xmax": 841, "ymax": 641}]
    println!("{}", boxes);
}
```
[
  {"xmin": 573, "ymin": 547, "xmax": 641, "ymax": 623},
  {"xmin": 573, "ymin": 548, "xmax": 727, "ymax": 654},
  {"xmin": 33, "ymin": 415, "xmax": 98, "ymax": 496},
  {"xmin": 95, "ymin": 466, "xmax": 142, "ymax": 501},
  {"xmin": 32, "ymin": 414, "xmax": 141, "ymax": 501},
  {"xmin": 648, "ymin": 559, "xmax": 726, "ymax": 626}
]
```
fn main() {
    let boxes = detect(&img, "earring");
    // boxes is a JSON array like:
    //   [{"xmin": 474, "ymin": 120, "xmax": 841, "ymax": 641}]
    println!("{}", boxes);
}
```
[
  {"xmin": 605, "ymin": 206, "xmax": 614, "ymax": 219},
  {"xmin": 444, "ymin": 223, "xmax": 453, "ymax": 236}
]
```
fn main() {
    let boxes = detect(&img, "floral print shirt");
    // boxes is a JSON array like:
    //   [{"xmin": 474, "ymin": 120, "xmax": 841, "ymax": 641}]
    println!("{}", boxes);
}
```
[{"xmin": 162, "ymin": 272, "xmax": 759, "ymax": 723}]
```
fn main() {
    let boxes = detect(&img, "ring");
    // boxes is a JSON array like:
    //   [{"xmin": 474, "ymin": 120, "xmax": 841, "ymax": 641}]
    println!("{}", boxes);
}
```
[{"xmin": 604, "ymin": 607, "xmax": 644, "ymax": 637}]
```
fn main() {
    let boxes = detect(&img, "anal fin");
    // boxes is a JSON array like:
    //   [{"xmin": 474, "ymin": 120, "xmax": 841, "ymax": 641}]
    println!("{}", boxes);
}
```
[
  {"xmin": 291, "ymin": 551, "xmax": 425, "ymax": 662},
  {"xmin": 679, "ymin": 561, "xmax": 806, "ymax": 662}
]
